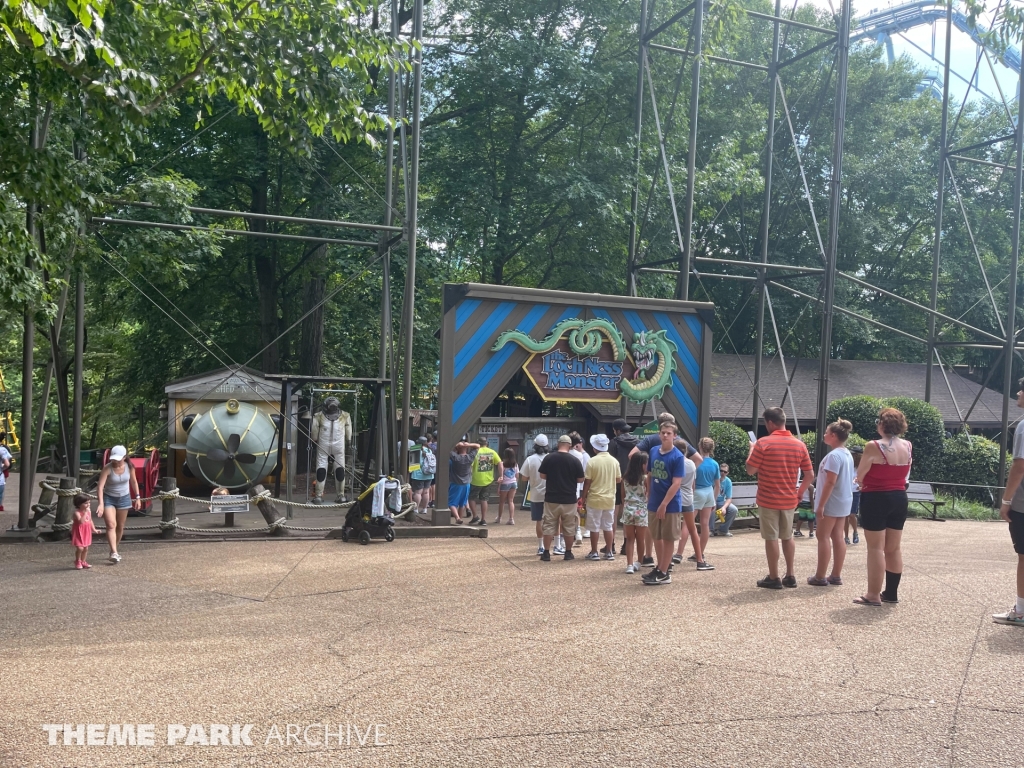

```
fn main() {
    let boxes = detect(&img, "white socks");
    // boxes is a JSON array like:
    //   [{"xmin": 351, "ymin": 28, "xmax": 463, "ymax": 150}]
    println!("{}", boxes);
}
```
[{"xmin": 1016, "ymin": 596, "xmax": 1024, "ymax": 615}]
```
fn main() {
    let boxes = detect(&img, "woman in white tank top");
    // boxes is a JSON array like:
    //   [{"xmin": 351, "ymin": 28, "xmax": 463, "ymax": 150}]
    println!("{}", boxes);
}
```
[{"xmin": 95, "ymin": 445, "xmax": 140, "ymax": 563}]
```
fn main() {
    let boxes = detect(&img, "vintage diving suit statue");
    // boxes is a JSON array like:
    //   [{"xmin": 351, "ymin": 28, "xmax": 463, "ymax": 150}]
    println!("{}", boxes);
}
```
[{"xmin": 310, "ymin": 396, "xmax": 352, "ymax": 503}]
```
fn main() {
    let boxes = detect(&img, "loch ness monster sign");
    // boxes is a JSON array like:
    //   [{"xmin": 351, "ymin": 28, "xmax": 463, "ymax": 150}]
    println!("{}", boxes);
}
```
[{"xmin": 431, "ymin": 283, "xmax": 714, "ymax": 524}]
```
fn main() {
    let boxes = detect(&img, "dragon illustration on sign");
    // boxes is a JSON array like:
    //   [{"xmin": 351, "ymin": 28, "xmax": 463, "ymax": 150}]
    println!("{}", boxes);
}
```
[
  {"xmin": 492, "ymin": 318, "xmax": 677, "ymax": 402},
  {"xmin": 621, "ymin": 330, "xmax": 677, "ymax": 401}
]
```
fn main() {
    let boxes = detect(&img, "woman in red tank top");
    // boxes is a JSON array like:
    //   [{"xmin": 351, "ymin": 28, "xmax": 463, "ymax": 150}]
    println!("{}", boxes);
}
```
[{"xmin": 853, "ymin": 407, "xmax": 912, "ymax": 607}]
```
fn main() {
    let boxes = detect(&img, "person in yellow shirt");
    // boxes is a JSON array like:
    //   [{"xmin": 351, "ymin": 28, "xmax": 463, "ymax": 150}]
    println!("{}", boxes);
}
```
[
  {"xmin": 581, "ymin": 434, "xmax": 622, "ymax": 561},
  {"xmin": 468, "ymin": 444, "xmax": 503, "ymax": 526}
]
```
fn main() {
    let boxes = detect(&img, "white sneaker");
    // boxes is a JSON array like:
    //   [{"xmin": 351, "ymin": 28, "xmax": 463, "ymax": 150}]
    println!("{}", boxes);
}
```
[
  {"xmin": 625, "ymin": 563, "xmax": 636, "ymax": 574},
  {"xmin": 993, "ymin": 607, "xmax": 1024, "ymax": 627},
  {"xmin": 537, "ymin": 544, "xmax": 545, "ymax": 556},
  {"xmin": 574, "ymin": 530, "xmax": 583, "ymax": 544},
  {"xmin": 604, "ymin": 551, "xmax": 615, "ymax": 561},
  {"xmin": 582, "ymin": 530, "xmax": 591, "ymax": 538},
  {"xmin": 109, "ymin": 552, "xmax": 121, "ymax": 564},
  {"xmin": 553, "ymin": 543, "xmax": 566, "ymax": 555}
]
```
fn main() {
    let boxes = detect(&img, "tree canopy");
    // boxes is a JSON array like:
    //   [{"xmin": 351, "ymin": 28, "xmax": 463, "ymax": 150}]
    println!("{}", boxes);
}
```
[{"xmin": 1, "ymin": 0, "xmax": 1022, "ymax": 454}]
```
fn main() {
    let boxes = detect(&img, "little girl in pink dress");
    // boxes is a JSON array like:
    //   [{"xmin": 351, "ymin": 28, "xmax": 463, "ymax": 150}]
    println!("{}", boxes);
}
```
[{"xmin": 71, "ymin": 493, "xmax": 99, "ymax": 569}]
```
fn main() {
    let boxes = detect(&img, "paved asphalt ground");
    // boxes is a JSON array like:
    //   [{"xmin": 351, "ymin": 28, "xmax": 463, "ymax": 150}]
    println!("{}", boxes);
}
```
[{"xmin": 1, "ymin": 480, "xmax": 1022, "ymax": 767}]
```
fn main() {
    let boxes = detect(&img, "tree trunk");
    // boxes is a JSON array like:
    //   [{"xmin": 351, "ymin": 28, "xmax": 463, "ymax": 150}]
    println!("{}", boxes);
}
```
[
  {"xmin": 299, "ymin": 245, "xmax": 326, "ymax": 377},
  {"xmin": 250, "ymin": 124, "xmax": 280, "ymax": 373}
]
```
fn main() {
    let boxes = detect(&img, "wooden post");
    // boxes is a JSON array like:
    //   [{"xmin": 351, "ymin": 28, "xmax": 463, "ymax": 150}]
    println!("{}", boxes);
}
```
[
  {"xmin": 52, "ymin": 476, "xmax": 76, "ymax": 541},
  {"xmin": 29, "ymin": 474, "xmax": 60, "ymax": 528},
  {"xmin": 160, "ymin": 476, "xmax": 177, "ymax": 539},
  {"xmin": 252, "ymin": 483, "xmax": 287, "ymax": 536}
]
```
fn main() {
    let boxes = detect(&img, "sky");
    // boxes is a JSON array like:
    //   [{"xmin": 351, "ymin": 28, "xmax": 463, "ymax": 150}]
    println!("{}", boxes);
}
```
[{"xmin": 803, "ymin": 0, "xmax": 1020, "ymax": 110}]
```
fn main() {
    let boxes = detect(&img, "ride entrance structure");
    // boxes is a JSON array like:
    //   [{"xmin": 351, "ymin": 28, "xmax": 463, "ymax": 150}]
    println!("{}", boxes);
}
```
[{"xmin": 432, "ymin": 283, "xmax": 714, "ymax": 525}]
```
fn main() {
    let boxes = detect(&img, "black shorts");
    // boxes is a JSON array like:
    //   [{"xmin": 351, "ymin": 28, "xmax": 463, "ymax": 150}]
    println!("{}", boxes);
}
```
[
  {"xmin": 530, "ymin": 501, "xmax": 545, "ymax": 522},
  {"xmin": 859, "ymin": 490, "xmax": 908, "ymax": 531},
  {"xmin": 1010, "ymin": 509, "xmax": 1024, "ymax": 555},
  {"xmin": 410, "ymin": 478, "xmax": 431, "ymax": 491}
]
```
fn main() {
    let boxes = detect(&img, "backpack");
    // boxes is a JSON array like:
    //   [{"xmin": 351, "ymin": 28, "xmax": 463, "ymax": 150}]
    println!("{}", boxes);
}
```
[{"xmin": 420, "ymin": 447, "xmax": 437, "ymax": 475}]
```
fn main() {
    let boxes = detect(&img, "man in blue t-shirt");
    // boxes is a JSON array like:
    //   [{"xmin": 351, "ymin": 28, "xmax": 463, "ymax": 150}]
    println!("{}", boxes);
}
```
[
  {"xmin": 642, "ymin": 422, "xmax": 686, "ymax": 585},
  {"xmin": 712, "ymin": 464, "xmax": 738, "ymax": 537}
]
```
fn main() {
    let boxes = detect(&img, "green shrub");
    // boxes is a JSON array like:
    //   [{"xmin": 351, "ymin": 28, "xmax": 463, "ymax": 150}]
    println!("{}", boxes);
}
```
[
  {"xmin": 708, "ymin": 420, "xmax": 752, "ymax": 482},
  {"xmin": 940, "ymin": 432, "xmax": 1000, "ymax": 502},
  {"xmin": 801, "ymin": 429, "xmax": 868, "ymax": 466},
  {"xmin": 882, "ymin": 396, "xmax": 944, "ymax": 481},
  {"xmin": 826, "ymin": 395, "xmax": 882, "ymax": 441}
]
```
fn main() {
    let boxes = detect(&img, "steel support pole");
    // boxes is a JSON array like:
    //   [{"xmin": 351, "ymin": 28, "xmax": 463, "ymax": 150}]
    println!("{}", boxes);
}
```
[
  {"xmin": 676, "ymin": 0, "xmax": 704, "ymax": 300},
  {"xmin": 18, "ymin": 115, "xmax": 39, "ymax": 531},
  {"xmin": 997, "ymin": 47, "xmax": 1024, "ymax": 489},
  {"xmin": 377, "ymin": 0, "xmax": 401, "ymax": 480},
  {"xmin": 71, "ymin": 265, "xmax": 84, "ymax": 480},
  {"xmin": 627, "ymin": 0, "xmax": 649, "ymax": 297},
  {"xmin": 926, "ymin": 1, "xmax": 953, "ymax": 403},
  {"xmin": 399, "ymin": 0, "xmax": 424, "ymax": 481},
  {"xmin": 814, "ymin": 0, "xmax": 851, "ymax": 467},
  {"xmin": 751, "ymin": 0, "xmax": 782, "ymax": 433}
]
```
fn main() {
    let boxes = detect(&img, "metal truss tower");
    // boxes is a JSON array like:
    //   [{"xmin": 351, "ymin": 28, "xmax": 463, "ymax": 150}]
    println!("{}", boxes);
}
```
[{"xmin": 627, "ymin": 0, "xmax": 1024, "ymax": 495}]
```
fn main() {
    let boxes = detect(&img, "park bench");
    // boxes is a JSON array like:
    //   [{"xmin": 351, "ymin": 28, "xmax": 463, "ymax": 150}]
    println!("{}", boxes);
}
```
[
  {"xmin": 723, "ymin": 483, "xmax": 816, "ymax": 530},
  {"xmin": 907, "ymin": 481, "xmax": 945, "ymax": 521}
]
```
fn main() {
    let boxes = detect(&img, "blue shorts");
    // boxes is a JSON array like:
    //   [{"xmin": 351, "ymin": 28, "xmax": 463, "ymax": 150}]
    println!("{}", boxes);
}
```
[
  {"xmin": 530, "ymin": 501, "xmax": 545, "ymax": 522},
  {"xmin": 103, "ymin": 494, "xmax": 132, "ymax": 510},
  {"xmin": 449, "ymin": 483, "xmax": 470, "ymax": 508}
]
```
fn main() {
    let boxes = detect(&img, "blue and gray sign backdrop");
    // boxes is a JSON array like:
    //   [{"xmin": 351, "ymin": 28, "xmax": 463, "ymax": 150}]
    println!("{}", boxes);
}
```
[{"xmin": 432, "ymin": 283, "xmax": 713, "ymax": 523}]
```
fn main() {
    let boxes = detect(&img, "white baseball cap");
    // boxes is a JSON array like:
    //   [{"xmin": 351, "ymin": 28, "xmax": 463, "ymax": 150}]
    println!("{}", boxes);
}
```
[
  {"xmin": 110, "ymin": 445, "xmax": 127, "ymax": 461},
  {"xmin": 533, "ymin": 434, "xmax": 549, "ymax": 447},
  {"xmin": 590, "ymin": 434, "xmax": 610, "ymax": 452}
]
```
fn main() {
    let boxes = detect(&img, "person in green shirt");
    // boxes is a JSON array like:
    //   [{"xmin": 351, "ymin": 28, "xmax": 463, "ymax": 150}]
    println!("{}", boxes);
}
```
[{"xmin": 469, "ymin": 445, "xmax": 504, "ymax": 526}]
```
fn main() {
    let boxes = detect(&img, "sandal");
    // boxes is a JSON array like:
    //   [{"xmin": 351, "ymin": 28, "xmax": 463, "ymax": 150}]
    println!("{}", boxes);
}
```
[
  {"xmin": 853, "ymin": 595, "xmax": 882, "ymax": 607},
  {"xmin": 826, "ymin": 575, "xmax": 843, "ymax": 585},
  {"xmin": 806, "ymin": 576, "xmax": 829, "ymax": 586}
]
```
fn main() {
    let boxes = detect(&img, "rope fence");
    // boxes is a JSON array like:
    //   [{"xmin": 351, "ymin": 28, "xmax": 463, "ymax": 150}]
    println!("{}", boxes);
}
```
[{"xmin": 33, "ymin": 479, "xmax": 416, "ymax": 536}]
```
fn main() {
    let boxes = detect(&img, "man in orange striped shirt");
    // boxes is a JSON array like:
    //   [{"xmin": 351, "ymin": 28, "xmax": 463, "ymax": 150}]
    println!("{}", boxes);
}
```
[{"xmin": 746, "ymin": 407, "xmax": 813, "ymax": 590}]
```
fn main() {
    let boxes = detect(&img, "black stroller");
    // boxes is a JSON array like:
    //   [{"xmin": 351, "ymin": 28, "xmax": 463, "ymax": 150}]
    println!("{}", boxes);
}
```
[{"xmin": 340, "ymin": 476, "xmax": 399, "ymax": 544}]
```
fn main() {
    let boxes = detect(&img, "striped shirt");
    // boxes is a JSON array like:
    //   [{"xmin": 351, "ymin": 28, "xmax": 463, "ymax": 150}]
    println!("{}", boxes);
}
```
[{"xmin": 747, "ymin": 429, "xmax": 812, "ymax": 510}]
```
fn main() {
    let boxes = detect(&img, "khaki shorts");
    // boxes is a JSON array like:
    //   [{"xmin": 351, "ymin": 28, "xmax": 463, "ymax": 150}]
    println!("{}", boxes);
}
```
[
  {"xmin": 542, "ymin": 502, "xmax": 579, "ymax": 538},
  {"xmin": 758, "ymin": 507, "xmax": 796, "ymax": 541},
  {"xmin": 649, "ymin": 513, "xmax": 683, "ymax": 542}
]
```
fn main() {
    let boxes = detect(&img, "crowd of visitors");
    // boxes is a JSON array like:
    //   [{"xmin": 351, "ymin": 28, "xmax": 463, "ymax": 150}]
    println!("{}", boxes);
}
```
[
  {"xmin": 64, "ymin": 390, "xmax": 1023, "ymax": 627},
  {"xmin": 431, "ymin": 404, "xmax": 963, "ymax": 607}
]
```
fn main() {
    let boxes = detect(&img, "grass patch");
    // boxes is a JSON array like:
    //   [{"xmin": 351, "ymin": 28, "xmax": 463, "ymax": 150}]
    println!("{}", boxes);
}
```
[{"xmin": 909, "ymin": 491, "xmax": 1000, "ymax": 521}]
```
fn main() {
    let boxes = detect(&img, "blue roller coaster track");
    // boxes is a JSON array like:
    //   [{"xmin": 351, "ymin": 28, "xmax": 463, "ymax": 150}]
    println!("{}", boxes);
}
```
[{"xmin": 852, "ymin": 1, "xmax": 1020, "ymax": 99}]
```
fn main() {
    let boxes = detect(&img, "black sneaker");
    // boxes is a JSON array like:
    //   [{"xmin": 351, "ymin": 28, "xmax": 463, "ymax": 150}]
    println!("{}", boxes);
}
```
[
  {"xmin": 641, "ymin": 556, "xmax": 655, "ymax": 567},
  {"xmin": 757, "ymin": 575, "xmax": 784, "ymax": 590},
  {"xmin": 563, "ymin": 549, "xmax": 575, "ymax": 561},
  {"xmin": 686, "ymin": 554, "xmax": 697, "ymax": 562},
  {"xmin": 782, "ymin": 574, "xmax": 797, "ymax": 588},
  {"xmin": 540, "ymin": 550, "xmax": 551, "ymax": 561},
  {"xmin": 599, "ymin": 546, "xmax": 609, "ymax": 555},
  {"xmin": 470, "ymin": 517, "xmax": 480, "ymax": 525},
  {"xmin": 642, "ymin": 569, "xmax": 664, "ymax": 585},
  {"xmin": 671, "ymin": 553, "xmax": 683, "ymax": 565},
  {"xmin": 645, "ymin": 570, "xmax": 670, "ymax": 585},
  {"xmin": 478, "ymin": 519, "xmax": 488, "ymax": 526},
  {"xmin": 619, "ymin": 543, "xmax": 627, "ymax": 555},
  {"xmin": 696, "ymin": 560, "xmax": 715, "ymax": 571}
]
